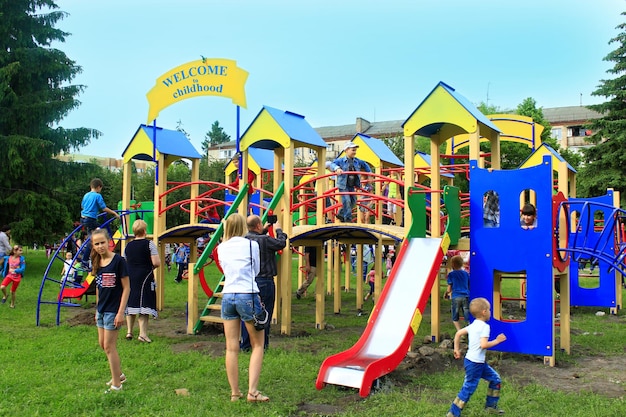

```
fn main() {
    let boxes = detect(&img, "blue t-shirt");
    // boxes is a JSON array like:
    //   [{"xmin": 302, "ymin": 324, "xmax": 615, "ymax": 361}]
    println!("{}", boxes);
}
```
[
  {"xmin": 447, "ymin": 269, "xmax": 470, "ymax": 298},
  {"xmin": 95, "ymin": 254, "xmax": 128, "ymax": 314},
  {"xmin": 81, "ymin": 191, "xmax": 106, "ymax": 219},
  {"xmin": 174, "ymin": 245, "xmax": 190, "ymax": 264}
]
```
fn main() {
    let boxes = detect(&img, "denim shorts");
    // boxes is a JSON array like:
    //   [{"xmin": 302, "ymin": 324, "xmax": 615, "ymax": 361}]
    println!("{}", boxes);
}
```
[
  {"xmin": 96, "ymin": 311, "xmax": 118, "ymax": 331},
  {"xmin": 451, "ymin": 296, "xmax": 470, "ymax": 322},
  {"xmin": 221, "ymin": 293, "xmax": 263, "ymax": 322}
]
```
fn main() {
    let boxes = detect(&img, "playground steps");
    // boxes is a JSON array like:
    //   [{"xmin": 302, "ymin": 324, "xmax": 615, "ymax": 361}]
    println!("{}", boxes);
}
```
[
  {"xmin": 199, "ymin": 314, "xmax": 225, "ymax": 324},
  {"xmin": 197, "ymin": 297, "xmax": 224, "ymax": 324},
  {"xmin": 193, "ymin": 277, "xmax": 226, "ymax": 333}
]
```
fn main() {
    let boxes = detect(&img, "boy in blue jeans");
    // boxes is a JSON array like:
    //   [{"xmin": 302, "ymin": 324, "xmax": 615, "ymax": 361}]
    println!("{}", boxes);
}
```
[
  {"xmin": 447, "ymin": 297, "xmax": 507, "ymax": 416},
  {"xmin": 445, "ymin": 255, "xmax": 470, "ymax": 331},
  {"xmin": 79, "ymin": 178, "xmax": 119, "ymax": 270},
  {"xmin": 81, "ymin": 178, "xmax": 119, "ymax": 233}
]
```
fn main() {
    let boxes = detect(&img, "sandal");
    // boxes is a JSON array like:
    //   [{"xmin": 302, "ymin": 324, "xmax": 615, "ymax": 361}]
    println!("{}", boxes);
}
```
[
  {"xmin": 125, "ymin": 333, "xmax": 133, "ymax": 341},
  {"xmin": 230, "ymin": 392, "xmax": 244, "ymax": 402},
  {"xmin": 247, "ymin": 391, "xmax": 270, "ymax": 402},
  {"xmin": 106, "ymin": 373, "xmax": 126, "ymax": 386},
  {"xmin": 138, "ymin": 336, "xmax": 152, "ymax": 343}
]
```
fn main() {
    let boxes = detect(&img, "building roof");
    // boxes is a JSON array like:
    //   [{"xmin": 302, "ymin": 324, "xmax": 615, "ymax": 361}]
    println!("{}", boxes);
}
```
[
  {"xmin": 542, "ymin": 106, "xmax": 602, "ymax": 123},
  {"xmin": 315, "ymin": 119, "xmax": 404, "ymax": 139}
]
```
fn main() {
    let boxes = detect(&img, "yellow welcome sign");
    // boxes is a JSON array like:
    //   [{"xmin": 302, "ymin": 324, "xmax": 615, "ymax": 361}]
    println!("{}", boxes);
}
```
[{"xmin": 146, "ymin": 58, "xmax": 249, "ymax": 123}]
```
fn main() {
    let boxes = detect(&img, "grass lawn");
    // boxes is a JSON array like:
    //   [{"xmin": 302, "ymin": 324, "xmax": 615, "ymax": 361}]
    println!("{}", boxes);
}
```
[{"xmin": 1, "ymin": 249, "xmax": 625, "ymax": 416}]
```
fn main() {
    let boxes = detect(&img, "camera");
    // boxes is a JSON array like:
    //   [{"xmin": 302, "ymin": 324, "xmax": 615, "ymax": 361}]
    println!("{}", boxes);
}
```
[
  {"xmin": 267, "ymin": 214, "xmax": 278, "ymax": 224},
  {"xmin": 252, "ymin": 308, "xmax": 269, "ymax": 331}
]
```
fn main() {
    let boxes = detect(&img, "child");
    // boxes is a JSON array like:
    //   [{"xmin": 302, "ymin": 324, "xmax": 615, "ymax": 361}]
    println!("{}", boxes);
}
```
[
  {"xmin": 445, "ymin": 255, "xmax": 470, "ymax": 331},
  {"xmin": 80, "ymin": 178, "xmax": 120, "ymax": 271},
  {"xmin": 61, "ymin": 251, "xmax": 78, "ymax": 283},
  {"xmin": 385, "ymin": 250, "xmax": 394, "ymax": 278},
  {"xmin": 1, "ymin": 245, "xmax": 26, "ymax": 308},
  {"xmin": 364, "ymin": 268, "xmax": 376, "ymax": 302},
  {"xmin": 173, "ymin": 243, "xmax": 189, "ymax": 283},
  {"xmin": 520, "ymin": 203, "xmax": 537, "ymax": 230},
  {"xmin": 164, "ymin": 243, "xmax": 172, "ymax": 272},
  {"xmin": 80, "ymin": 178, "xmax": 120, "ymax": 234},
  {"xmin": 91, "ymin": 228, "xmax": 130, "ymax": 393},
  {"xmin": 447, "ymin": 297, "xmax": 507, "ymax": 417}
]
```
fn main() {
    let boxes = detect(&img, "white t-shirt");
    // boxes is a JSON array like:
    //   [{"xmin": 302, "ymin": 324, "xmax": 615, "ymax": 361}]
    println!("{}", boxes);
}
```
[
  {"xmin": 465, "ymin": 319, "xmax": 491, "ymax": 363},
  {"xmin": 217, "ymin": 236, "xmax": 260, "ymax": 294}
]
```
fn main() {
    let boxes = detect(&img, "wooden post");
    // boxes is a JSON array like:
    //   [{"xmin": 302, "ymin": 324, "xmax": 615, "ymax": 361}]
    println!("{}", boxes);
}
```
[
  {"xmin": 315, "ymin": 245, "xmax": 326, "ymax": 329},
  {"xmin": 327, "ymin": 242, "xmax": 333, "ymax": 295},
  {"xmin": 334, "ymin": 241, "xmax": 341, "ymax": 313},
  {"xmin": 153, "ymin": 153, "xmax": 167, "ymax": 311},
  {"xmin": 187, "ymin": 262, "xmax": 197, "ymax": 335},
  {"xmin": 430, "ymin": 135, "xmax": 442, "ymax": 342},
  {"xmin": 279, "ymin": 148, "xmax": 293, "ymax": 335}
]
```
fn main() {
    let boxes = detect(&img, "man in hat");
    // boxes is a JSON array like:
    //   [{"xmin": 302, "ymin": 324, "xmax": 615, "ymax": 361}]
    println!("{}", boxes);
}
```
[{"xmin": 327, "ymin": 142, "xmax": 371, "ymax": 222}]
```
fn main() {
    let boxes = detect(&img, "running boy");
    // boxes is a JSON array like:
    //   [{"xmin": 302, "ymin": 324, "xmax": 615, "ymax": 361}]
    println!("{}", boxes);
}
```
[
  {"xmin": 447, "ymin": 297, "xmax": 507, "ymax": 416},
  {"xmin": 445, "ymin": 255, "xmax": 470, "ymax": 331}
]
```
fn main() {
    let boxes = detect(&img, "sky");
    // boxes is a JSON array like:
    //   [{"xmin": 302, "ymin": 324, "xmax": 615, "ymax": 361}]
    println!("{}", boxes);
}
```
[{"xmin": 53, "ymin": 0, "xmax": 625, "ymax": 158}]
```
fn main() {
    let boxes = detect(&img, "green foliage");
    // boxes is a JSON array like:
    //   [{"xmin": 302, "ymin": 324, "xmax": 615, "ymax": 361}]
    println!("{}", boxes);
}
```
[
  {"xmin": 0, "ymin": 1, "xmax": 101, "ymax": 243},
  {"xmin": 580, "ymin": 13, "xmax": 626, "ymax": 203},
  {"xmin": 202, "ymin": 120, "xmax": 231, "ymax": 155},
  {"xmin": 380, "ymin": 134, "xmax": 434, "ymax": 161}
]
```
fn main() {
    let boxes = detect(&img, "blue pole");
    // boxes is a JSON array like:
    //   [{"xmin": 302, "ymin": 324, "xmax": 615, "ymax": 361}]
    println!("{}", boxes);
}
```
[
  {"xmin": 153, "ymin": 119, "xmax": 158, "ymax": 185},
  {"xmin": 236, "ymin": 105, "xmax": 241, "ymax": 179}
]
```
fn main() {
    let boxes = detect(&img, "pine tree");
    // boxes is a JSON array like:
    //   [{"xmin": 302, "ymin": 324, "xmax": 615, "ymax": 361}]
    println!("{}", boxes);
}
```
[
  {"xmin": 0, "ymin": 0, "xmax": 100, "ymax": 244},
  {"xmin": 579, "ymin": 12, "xmax": 626, "ymax": 203},
  {"xmin": 202, "ymin": 121, "xmax": 231, "ymax": 156}
]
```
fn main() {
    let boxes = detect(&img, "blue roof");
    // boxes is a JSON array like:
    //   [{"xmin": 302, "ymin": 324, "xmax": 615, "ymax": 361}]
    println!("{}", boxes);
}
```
[
  {"xmin": 263, "ymin": 106, "xmax": 328, "ymax": 148},
  {"xmin": 248, "ymin": 147, "xmax": 275, "ymax": 170},
  {"xmin": 403, "ymin": 81, "xmax": 501, "ymax": 136},
  {"xmin": 354, "ymin": 133, "xmax": 404, "ymax": 167},
  {"xmin": 130, "ymin": 124, "xmax": 203, "ymax": 160},
  {"xmin": 416, "ymin": 151, "xmax": 454, "ymax": 178},
  {"xmin": 520, "ymin": 143, "xmax": 576, "ymax": 173}
]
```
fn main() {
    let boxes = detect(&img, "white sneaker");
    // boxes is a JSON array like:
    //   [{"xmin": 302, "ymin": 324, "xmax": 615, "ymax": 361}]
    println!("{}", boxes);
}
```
[{"xmin": 105, "ymin": 384, "xmax": 122, "ymax": 394}]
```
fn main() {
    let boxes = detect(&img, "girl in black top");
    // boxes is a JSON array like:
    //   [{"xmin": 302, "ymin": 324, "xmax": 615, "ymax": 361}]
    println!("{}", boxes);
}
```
[{"xmin": 92, "ymin": 228, "xmax": 130, "ymax": 393}]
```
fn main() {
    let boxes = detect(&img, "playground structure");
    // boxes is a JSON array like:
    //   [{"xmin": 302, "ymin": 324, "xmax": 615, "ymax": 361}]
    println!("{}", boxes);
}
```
[{"xmin": 35, "ymin": 59, "xmax": 626, "ymax": 397}]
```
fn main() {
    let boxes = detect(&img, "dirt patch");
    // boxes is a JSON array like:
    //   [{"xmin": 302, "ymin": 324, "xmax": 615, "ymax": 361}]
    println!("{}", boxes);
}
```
[{"xmin": 65, "ymin": 305, "xmax": 626, "ymax": 412}]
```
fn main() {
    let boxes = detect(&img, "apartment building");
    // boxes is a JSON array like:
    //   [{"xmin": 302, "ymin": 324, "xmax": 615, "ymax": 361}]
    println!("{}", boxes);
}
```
[
  {"xmin": 56, "ymin": 153, "xmax": 152, "ymax": 172},
  {"xmin": 543, "ymin": 106, "xmax": 602, "ymax": 152},
  {"xmin": 197, "ymin": 105, "xmax": 606, "ymax": 165}
]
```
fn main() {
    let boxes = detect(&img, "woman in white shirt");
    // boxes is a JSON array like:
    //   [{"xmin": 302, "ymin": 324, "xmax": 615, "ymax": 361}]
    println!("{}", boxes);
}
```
[{"xmin": 217, "ymin": 213, "xmax": 269, "ymax": 403}]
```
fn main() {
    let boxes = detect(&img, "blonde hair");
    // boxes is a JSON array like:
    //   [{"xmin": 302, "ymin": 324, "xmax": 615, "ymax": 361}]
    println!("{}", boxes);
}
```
[
  {"xmin": 223, "ymin": 214, "xmax": 246, "ymax": 241},
  {"xmin": 132, "ymin": 219, "xmax": 148, "ymax": 237},
  {"xmin": 469, "ymin": 297, "xmax": 490, "ymax": 318},
  {"xmin": 90, "ymin": 228, "xmax": 111, "ymax": 274}
]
